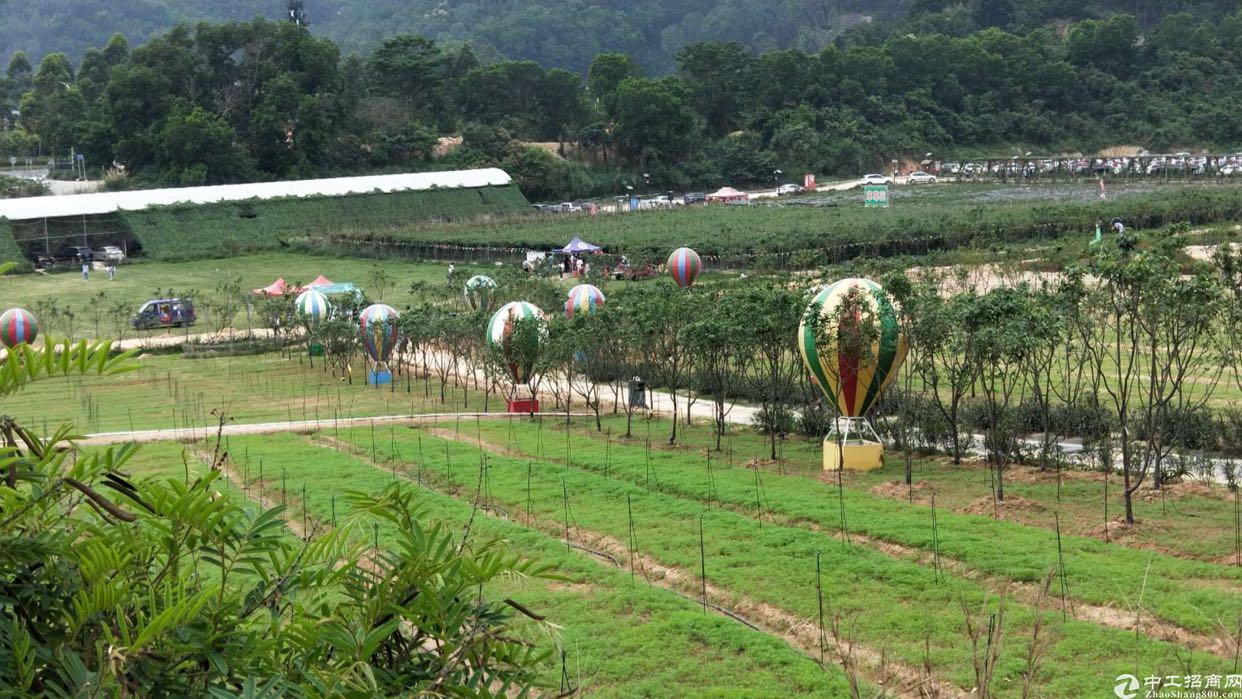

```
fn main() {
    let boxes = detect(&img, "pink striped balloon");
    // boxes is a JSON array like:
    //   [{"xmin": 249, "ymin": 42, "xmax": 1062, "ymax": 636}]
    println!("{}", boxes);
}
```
[
  {"xmin": 0, "ymin": 308, "xmax": 38, "ymax": 348},
  {"xmin": 668, "ymin": 247, "xmax": 702, "ymax": 288},
  {"xmin": 565, "ymin": 284, "xmax": 605, "ymax": 319}
]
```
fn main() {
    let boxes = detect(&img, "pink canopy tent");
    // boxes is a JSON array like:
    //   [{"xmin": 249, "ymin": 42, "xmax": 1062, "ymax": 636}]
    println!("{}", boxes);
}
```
[
  {"xmin": 252, "ymin": 278, "xmax": 288, "ymax": 296},
  {"xmin": 294, "ymin": 274, "xmax": 334, "ymax": 291},
  {"xmin": 307, "ymin": 274, "xmax": 333, "ymax": 287},
  {"xmin": 706, "ymin": 187, "xmax": 748, "ymax": 204}
]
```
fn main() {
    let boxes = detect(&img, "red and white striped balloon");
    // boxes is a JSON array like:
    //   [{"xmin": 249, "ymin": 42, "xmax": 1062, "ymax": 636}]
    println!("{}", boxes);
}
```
[
  {"xmin": 668, "ymin": 247, "xmax": 702, "ymax": 288},
  {"xmin": 0, "ymin": 308, "xmax": 38, "ymax": 348}
]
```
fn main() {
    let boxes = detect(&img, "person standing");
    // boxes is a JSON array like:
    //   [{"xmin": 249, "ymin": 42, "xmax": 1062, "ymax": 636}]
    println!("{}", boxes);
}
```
[
  {"xmin": 82, "ymin": 262, "xmax": 89, "ymax": 281},
  {"xmin": 446, "ymin": 263, "xmax": 455, "ymax": 287},
  {"xmin": 107, "ymin": 261, "xmax": 116, "ymax": 280}
]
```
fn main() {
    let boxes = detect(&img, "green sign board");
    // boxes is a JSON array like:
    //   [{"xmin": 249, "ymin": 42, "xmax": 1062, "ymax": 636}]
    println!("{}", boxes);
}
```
[{"xmin": 864, "ymin": 184, "xmax": 889, "ymax": 208}]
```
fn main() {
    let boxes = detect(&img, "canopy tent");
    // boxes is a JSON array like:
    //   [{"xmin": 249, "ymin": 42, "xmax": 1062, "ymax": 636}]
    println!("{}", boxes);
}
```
[
  {"xmin": 252, "ymin": 278, "xmax": 288, "ymax": 296},
  {"xmin": 306, "ymin": 274, "xmax": 334, "ymax": 287},
  {"xmin": 311, "ymin": 282, "xmax": 358, "ymax": 295},
  {"xmin": 706, "ymin": 187, "xmax": 748, "ymax": 203},
  {"xmin": 558, "ymin": 237, "xmax": 601, "ymax": 254}
]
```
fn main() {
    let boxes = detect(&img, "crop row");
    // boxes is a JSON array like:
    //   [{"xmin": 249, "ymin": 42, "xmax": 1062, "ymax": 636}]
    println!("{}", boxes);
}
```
[
  {"xmin": 468, "ymin": 417, "xmax": 1241, "ymax": 634},
  {"xmin": 316, "ymin": 426, "xmax": 1232, "ymax": 698},
  {"xmin": 197, "ymin": 433, "xmax": 845, "ymax": 697}
]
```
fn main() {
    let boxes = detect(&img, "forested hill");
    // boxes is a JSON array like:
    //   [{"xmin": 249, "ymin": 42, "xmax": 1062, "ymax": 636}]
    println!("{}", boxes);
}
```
[{"xmin": 2, "ymin": 0, "xmax": 1236, "ymax": 73}]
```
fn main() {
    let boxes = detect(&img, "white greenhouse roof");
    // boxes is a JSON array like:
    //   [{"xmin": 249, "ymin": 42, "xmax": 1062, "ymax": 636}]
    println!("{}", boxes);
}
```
[{"xmin": 0, "ymin": 168, "xmax": 512, "ymax": 221}]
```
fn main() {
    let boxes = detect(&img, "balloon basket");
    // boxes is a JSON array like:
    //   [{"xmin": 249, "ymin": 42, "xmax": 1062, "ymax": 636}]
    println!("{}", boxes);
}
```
[
  {"xmin": 367, "ymin": 370, "xmax": 392, "ymax": 386},
  {"xmin": 508, "ymin": 384, "xmax": 538, "ymax": 413},
  {"xmin": 822, "ymin": 418, "xmax": 884, "ymax": 472},
  {"xmin": 507, "ymin": 399, "xmax": 540, "ymax": 414}
]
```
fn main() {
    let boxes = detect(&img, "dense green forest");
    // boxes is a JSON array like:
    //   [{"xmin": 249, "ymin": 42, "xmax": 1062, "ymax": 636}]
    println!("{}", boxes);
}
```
[
  {"xmin": 1, "ymin": 7, "xmax": 1240, "ymax": 200},
  {"xmin": 2, "ymin": 0, "xmax": 1236, "ymax": 74}
]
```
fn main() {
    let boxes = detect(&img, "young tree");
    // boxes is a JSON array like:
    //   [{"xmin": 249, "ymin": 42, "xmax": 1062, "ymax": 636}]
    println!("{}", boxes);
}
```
[
  {"xmin": 965, "ymin": 286, "xmax": 1037, "ymax": 504},
  {"xmin": 681, "ymin": 300, "xmax": 745, "ymax": 449},
  {"xmin": 1081, "ymin": 232, "xmax": 1224, "ymax": 523},
  {"xmin": 880, "ymin": 271, "xmax": 934, "ymax": 486},
  {"xmin": 627, "ymin": 283, "xmax": 691, "ymax": 444},
  {"xmin": 738, "ymin": 283, "xmax": 804, "ymax": 460},
  {"xmin": 913, "ymin": 284, "xmax": 982, "ymax": 464}
]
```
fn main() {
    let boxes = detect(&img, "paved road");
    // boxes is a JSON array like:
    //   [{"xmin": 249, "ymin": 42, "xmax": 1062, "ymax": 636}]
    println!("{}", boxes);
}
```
[{"xmin": 80, "ymin": 411, "xmax": 588, "ymax": 446}]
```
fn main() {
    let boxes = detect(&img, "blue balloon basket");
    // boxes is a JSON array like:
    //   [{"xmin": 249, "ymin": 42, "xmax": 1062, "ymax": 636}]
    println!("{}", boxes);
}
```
[{"xmin": 367, "ymin": 370, "xmax": 392, "ymax": 386}]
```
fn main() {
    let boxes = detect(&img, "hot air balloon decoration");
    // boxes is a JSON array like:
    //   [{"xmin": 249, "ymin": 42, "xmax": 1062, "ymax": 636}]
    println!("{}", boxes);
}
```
[
  {"xmin": 0, "ymin": 308, "xmax": 38, "ymax": 348},
  {"xmin": 668, "ymin": 247, "xmax": 701, "ymax": 288},
  {"xmin": 486, "ymin": 301, "xmax": 547, "ymax": 412},
  {"xmin": 798, "ymin": 277, "xmax": 907, "ymax": 471},
  {"xmin": 296, "ymin": 289, "xmax": 330, "ymax": 324},
  {"xmin": 359, "ymin": 303, "xmax": 401, "ymax": 385},
  {"xmin": 565, "ymin": 284, "xmax": 605, "ymax": 319},
  {"xmin": 464, "ymin": 275, "xmax": 499, "ymax": 311}
]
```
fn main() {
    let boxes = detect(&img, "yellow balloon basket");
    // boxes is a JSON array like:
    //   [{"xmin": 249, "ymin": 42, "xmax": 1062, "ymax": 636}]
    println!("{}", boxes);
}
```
[
  {"xmin": 823, "ymin": 439, "xmax": 884, "ymax": 472},
  {"xmin": 822, "ymin": 417, "xmax": 885, "ymax": 472}
]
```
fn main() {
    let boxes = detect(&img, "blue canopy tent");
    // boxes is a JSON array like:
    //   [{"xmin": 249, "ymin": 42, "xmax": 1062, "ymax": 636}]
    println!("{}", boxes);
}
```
[{"xmin": 558, "ymin": 237, "xmax": 601, "ymax": 254}]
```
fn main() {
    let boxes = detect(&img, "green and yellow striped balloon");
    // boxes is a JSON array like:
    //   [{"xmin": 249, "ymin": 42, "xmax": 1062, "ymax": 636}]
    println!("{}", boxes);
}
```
[{"xmin": 798, "ymin": 278, "xmax": 907, "ymax": 417}]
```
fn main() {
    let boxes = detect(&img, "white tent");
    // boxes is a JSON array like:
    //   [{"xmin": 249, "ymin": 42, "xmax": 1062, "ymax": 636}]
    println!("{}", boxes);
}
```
[{"xmin": 0, "ymin": 168, "xmax": 513, "ymax": 221}]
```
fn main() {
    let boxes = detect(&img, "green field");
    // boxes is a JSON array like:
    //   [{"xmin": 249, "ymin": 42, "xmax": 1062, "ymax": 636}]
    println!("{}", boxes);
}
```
[
  {"xmin": 305, "ymin": 182, "xmax": 1242, "ymax": 264},
  {"xmin": 119, "ymin": 437, "xmax": 851, "ymax": 697},
  {"xmin": 198, "ymin": 426, "xmax": 1237, "ymax": 697},
  {"xmin": 14, "ymin": 350, "xmax": 508, "ymax": 433},
  {"xmin": 4, "ymin": 181, "xmax": 1240, "ymax": 696},
  {"xmin": 0, "ymin": 252, "xmax": 493, "ymax": 338}
]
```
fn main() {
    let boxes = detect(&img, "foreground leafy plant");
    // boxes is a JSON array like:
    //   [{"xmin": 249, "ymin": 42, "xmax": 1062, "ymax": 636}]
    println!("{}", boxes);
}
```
[{"xmin": 0, "ymin": 340, "xmax": 556, "ymax": 696}]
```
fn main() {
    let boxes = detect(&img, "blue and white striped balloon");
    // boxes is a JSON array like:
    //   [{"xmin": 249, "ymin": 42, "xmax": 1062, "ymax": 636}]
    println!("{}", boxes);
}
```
[{"xmin": 295, "ymin": 289, "xmax": 329, "ymax": 324}]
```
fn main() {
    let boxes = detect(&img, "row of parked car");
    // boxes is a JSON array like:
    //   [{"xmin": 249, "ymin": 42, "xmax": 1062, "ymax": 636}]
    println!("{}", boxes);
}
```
[
  {"xmin": 35, "ymin": 245, "xmax": 127, "ymax": 269},
  {"xmin": 940, "ymin": 153, "xmax": 1242, "ymax": 178}
]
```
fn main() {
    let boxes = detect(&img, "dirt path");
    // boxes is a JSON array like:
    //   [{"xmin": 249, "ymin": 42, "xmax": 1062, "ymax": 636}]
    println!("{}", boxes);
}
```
[
  {"xmin": 429, "ymin": 424, "xmax": 1238, "ymax": 659},
  {"xmin": 313, "ymin": 433, "xmax": 963, "ymax": 698}
]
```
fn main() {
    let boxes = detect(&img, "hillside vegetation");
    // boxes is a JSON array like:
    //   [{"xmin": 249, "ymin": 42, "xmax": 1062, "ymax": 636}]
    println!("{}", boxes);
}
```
[{"xmin": 1, "ymin": 0, "xmax": 1233, "ymax": 72}]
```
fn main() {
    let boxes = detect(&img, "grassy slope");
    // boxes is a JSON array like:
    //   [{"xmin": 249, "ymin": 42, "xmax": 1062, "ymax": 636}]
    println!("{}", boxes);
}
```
[
  {"xmin": 488, "ymin": 416, "xmax": 1242, "ymax": 562},
  {"xmin": 468, "ymin": 417, "xmax": 1241, "ymax": 634},
  {"xmin": 119, "ymin": 185, "xmax": 529, "ymax": 260},
  {"xmin": 305, "ymin": 428, "xmax": 1233, "ymax": 698},
  {"xmin": 144, "ymin": 433, "xmax": 846, "ymax": 697}
]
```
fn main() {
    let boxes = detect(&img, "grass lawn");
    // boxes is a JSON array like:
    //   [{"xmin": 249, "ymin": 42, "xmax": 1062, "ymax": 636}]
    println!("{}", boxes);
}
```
[
  {"xmin": 14, "ymin": 350, "xmax": 504, "ymax": 433},
  {"xmin": 229, "ymin": 429, "xmax": 1234, "ymax": 698},
  {"xmin": 463, "ymin": 415, "xmax": 1241, "ymax": 635},
  {"xmin": 121, "ymin": 435, "xmax": 848, "ymax": 697},
  {"xmin": 490, "ymin": 414, "xmax": 1241, "ymax": 564},
  {"xmin": 0, "ymin": 252, "xmax": 482, "ymax": 336}
]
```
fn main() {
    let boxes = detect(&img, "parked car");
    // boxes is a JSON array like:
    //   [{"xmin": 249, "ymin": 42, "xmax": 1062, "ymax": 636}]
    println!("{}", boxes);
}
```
[
  {"xmin": 682, "ymin": 192, "xmax": 706, "ymax": 205},
  {"xmin": 862, "ymin": 174, "xmax": 891, "ymax": 185},
  {"xmin": 776, "ymin": 183, "xmax": 805, "ymax": 195},
  {"xmin": 62, "ymin": 246, "xmax": 95, "ymax": 263},
  {"xmin": 559, "ymin": 202, "xmax": 582, "ymax": 213},
  {"xmin": 907, "ymin": 171, "xmax": 937, "ymax": 184},
  {"xmin": 131, "ymin": 298, "xmax": 196, "ymax": 330},
  {"xmin": 99, "ymin": 245, "xmax": 125, "ymax": 261},
  {"xmin": 1219, "ymin": 165, "xmax": 1239, "ymax": 177}
]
